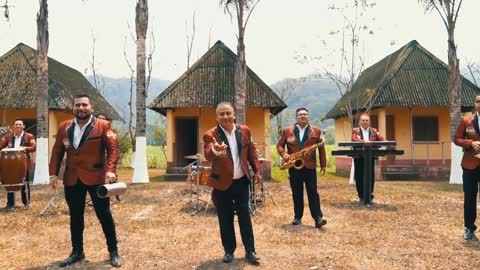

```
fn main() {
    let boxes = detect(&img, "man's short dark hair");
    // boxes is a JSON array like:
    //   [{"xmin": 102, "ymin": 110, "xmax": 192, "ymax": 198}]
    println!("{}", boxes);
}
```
[
  {"xmin": 97, "ymin": 113, "xmax": 107, "ymax": 120},
  {"xmin": 13, "ymin": 118, "xmax": 24, "ymax": 125},
  {"xmin": 296, "ymin": 107, "xmax": 309, "ymax": 115},
  {"xmin": 74, "ymin": 94, "xmax": 93, "ymax": 105},
  {"xmin": 216, "ymin": 102, "xmax": 235, "ymax": 113}
]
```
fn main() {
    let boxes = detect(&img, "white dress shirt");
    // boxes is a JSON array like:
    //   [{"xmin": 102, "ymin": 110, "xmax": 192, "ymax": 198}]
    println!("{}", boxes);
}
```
[
  {"xmin": 296, "ymin": 124, "xmax": 309, "ymax": 142},
  {"xmin": 213, "ymin": 125, "xmax": 245, "ymax": 179},
  {"xmin": 73, "ymin": 115, "xmax": 93, "ymax": 149},
  {"xmin": 361, "ymin": 127, "xmax": 370, "ymax": 142},
  {"xmin": 13, "ymin": 131, "xmax": 24, "ymax": 148}
]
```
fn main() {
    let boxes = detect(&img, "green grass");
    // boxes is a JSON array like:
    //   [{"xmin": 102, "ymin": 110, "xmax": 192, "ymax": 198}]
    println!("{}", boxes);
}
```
[
  {"xmin": 120, "ymin": 146, "xmax": 167, "ymax": 168},
  {"xmin": 119, "ymin": 144, "xmax": 339, "ymax": 174},
  {"xmin": 270, "ymin": 144, "xmax": 338, "ymax": 182}
]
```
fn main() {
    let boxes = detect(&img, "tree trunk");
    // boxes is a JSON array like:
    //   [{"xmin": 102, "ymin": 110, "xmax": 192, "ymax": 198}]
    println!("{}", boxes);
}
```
[
  {"xmin": 235, "ymin": 37, "xmax": 247, "ymax": 124},
  {"xmin": 132, "ymin": 0, "xmax": 149, "ymax": 183},
  {"xmin": 33, "ymin": 0, "xmax": 50, "ymax": 185},
  {"xmin": 448, "ymin": 28, "xmax": 462, "ymax": 139},
  {"xmin": 234, "ymin": 1, "xmax": 247, "ymax": 125},
  {"xmin": 276, "ymin": 112, "xmax": 283, "ymax": 140},
  {"xmin": 447, "ymin": 26, "xmax": 463, "ymax": 185}
]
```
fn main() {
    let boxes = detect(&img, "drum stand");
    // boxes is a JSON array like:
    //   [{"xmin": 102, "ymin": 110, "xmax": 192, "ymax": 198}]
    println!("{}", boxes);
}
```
[
  {"xmin": 40, "ymin": 187, "xmax": 58, "ymax": 216},
  {"xmin": 186, "ymin": 161, "xmax": 212, "ymax": 215},
  {"xmin": 260, "ymin": 181, "xmax": 276, "ymax": 206},
  {"xmin": 248, "ymin": 159, "xmax": 276, "ymax": 215},
  {"xmin": 23, "ymin": 177, "xmax": 30, "ymax": 207}
]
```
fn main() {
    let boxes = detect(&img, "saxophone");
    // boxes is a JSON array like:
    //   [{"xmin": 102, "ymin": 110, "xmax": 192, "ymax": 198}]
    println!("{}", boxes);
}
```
[{"xmin": 280, "ymin": 141, "xmax": 324, "ymax": 170}]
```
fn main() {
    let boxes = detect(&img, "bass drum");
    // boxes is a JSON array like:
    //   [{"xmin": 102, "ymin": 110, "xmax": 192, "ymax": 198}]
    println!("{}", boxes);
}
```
[{"xmin": 0, "ymin": 148, "xmax": 27, "ymax": 192}]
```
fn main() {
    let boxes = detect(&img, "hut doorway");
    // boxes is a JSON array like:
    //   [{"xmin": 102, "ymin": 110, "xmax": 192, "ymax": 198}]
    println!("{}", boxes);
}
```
[
  {"xmin": 175, "ymin": 118, "xmax": 198, "ymax": 166},
  {"xmin": 385, "ymin": 115, "xmax": 396, "ymax": 164}
]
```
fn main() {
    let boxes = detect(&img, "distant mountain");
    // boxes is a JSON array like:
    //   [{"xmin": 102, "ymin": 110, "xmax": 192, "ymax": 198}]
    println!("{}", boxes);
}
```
[
  {"xmin": 87, "ymin": 75, "xmax": 171, "ymax": 125},
  {"xmin": 88, "ymin": 76, "xmax": 342, "ymax": 144},
  {"xmin": 270, "ymin": 78, "xmax": 340, "ymax": 128}
]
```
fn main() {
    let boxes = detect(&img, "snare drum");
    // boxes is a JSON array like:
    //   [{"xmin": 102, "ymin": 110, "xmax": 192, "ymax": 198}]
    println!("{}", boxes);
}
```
[{"xmin": 0, "ymin": 148, "xmax": 27, "ymax": 192}]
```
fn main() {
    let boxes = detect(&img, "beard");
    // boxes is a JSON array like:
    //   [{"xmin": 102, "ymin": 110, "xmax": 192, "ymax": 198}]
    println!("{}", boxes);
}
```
[{"xmin": 75, "ymin": 112, "xmax": 91, "ymax": 121}]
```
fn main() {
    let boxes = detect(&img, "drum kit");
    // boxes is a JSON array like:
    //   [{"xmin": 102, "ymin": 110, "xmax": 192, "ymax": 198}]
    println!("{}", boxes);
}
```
[
  {"xmin": 248, "ymin": 154, "xmax": 276, "ymax": 215},
  {"xmin": 184, "ymin": 144, "xmax": 275, "ymax": 216},
  {"xmin": 184, "ymin": 154, "xmax": 213, "ymax": 215},
  {"xmin": 0, "ymin": 147, "xmax": 30, "ymax": 206}
]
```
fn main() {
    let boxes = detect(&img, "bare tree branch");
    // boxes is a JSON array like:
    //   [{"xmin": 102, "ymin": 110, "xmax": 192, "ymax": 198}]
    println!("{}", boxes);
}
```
[
  {"xmin": 465, "ymin": 59, "xmax": 479, "ymax": 86},
  {"xmin": 146, "ymin": 30, "xmax": 155, "ymax": 94},
  {"xmin": 123, "ymin": 36, "xmax": 136, "ymax": 151},
  {"xmin": 185, "ymin": 11, "xmax": 196, "ymax": 69},
  {"xmin": 1, "ymin": 0, "xmax": 13, "ymax": 21},
  {"xmin": 208, "ymin": 25, "xmax": 213, "ymax": 49},
  {"xmin": 88, "ymin": 32, "xmax": 105, "ymax": 95}
]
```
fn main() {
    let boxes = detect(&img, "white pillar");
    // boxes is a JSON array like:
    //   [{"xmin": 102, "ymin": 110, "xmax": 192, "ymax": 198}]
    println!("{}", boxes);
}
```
[
  {"xmin": 449, "ymin": 143, "xmax": 462, "ymax": 184},
  {"xmin": 33, "ymin": 137, "xmax": 49, "ymax": 185},
  {"xmin": 349, "ymin": 158, "xmax": 355, "ymax": 185},
  {"xmin": 132, "ymin": 136, "xmax": 149, "ymax": 183},
  {"xmin": 129, "ymin": 151, "xmax": 135, "ymax": 168}
]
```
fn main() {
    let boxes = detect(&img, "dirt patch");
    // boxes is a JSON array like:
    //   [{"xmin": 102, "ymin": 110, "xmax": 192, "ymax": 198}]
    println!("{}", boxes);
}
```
[{"xmin": 0, "ymin": 175, "xmax": 479, "ymax": 269}]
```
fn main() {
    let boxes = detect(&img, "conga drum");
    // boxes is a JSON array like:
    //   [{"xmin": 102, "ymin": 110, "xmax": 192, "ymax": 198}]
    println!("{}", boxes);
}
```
[{"xmin": 0, "ymin": 148, "xmax": 27, "ymax": 192}]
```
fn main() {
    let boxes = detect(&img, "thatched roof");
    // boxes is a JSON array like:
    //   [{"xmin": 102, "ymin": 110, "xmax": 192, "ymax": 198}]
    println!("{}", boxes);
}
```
[
  {"xmin": 148, "ymin": 40, "xmax": 287, "ymax": 116},
  {"xmin": 325, "ymin": 40, "xmax": 480, "ymax": 120},
  {"xmin": 0, "ymin": 43, "xmax": 121, "ymax": 120}
]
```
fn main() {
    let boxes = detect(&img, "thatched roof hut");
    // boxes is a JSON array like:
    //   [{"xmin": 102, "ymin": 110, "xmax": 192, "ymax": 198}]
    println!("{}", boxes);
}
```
[{"xmin": 0, "ymin": 43, "xmax": 120, "ymax": 120}]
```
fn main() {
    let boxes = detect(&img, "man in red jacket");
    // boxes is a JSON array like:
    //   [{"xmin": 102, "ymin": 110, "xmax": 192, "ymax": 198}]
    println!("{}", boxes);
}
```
[
  {"xmin": 49, "ymin": 94, "xmax": 122, "ymax": 267},
  {"xmin": 0, "ymin": 119, "xmax": 36, "ymax": 209},
  {"xmin": 351, "ymin": 113, "xmax": 385, "ymax": 203},
  {"xmin": 454, "ymin": 95, "xmax": 480, "ymax": 240},
  {"xmin": 277, "ymin": 107, "xmax": 327, "ymax": 228},
  {"xmin": 203, "ymin": 102, "xmax": 262, "ymax": 264}
]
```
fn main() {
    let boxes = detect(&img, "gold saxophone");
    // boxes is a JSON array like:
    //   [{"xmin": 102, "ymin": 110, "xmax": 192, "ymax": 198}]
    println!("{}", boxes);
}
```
[{"xmin": 280, "ymin": 141, "xmax": 324, "ymax": 170}]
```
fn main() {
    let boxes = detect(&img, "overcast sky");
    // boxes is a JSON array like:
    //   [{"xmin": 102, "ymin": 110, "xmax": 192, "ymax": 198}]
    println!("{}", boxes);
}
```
[{"xmin": 0, "ymin": 0, "xmax": 479, "ymax": 85}]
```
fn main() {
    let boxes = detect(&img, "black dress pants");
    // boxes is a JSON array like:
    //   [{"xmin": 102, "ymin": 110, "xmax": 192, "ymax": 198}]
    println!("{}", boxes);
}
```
[
  {"xmin": 6, "ymin": 172, "xmax": 30, "ymax": 207},
  {"xmin": 354, "ymin": 157, "xmax": 375, "ymax": 200},
  {"xmin": 64, "ymin": 180, "xmax": 118, "ymax": 253},
  {"xmin": 212, "ymin": 176, "xmax": 255, "ymax": 254},
  {"xmin": 462, "ymin": 167, "xmax": 480, "ymax": 231},
  {"xmin": 288, "ymin": 167, "xmax": 322, "ymax": 220}
]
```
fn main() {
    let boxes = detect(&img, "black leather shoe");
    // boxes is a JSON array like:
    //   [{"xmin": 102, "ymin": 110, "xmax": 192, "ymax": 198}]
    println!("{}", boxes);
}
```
[
  {"xmin": 292, "ymin": 218, "xmax": 302, "ymax": 225},
  {"xmin": 464, "ymin": 228, "xmax": 476, "ymax": 240},
  {"xmin": 59, "ymin": 251, "xmax": 85, "ymax": 267},
  {"xmin": 223, "ymin": 253, "xmax": 234, "ymax": 263},
  {"xmin": 245, "ymin": 251, "xmax": 260, "ymax": 264},
  {"xmin": 315, "ymin": 217, "xmax": 327, "ymax": 228},
  {"xmin": 109, "ymin": 250, "xmax": 122, "ymax": 267}
]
